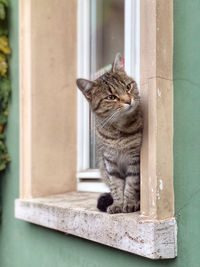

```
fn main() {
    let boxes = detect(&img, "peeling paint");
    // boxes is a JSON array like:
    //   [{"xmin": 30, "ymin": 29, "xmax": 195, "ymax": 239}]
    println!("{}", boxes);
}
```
[
  {"xmin": 158, "ymin": 88, "xmax": 162, "ymax": 97},
  {"xmin": 159, "ymin": 179, "xmax": 163, "ymax": 191},
  {"xmin": 156, "ymin": 190, "xmax": 161, "ymax": 200}
]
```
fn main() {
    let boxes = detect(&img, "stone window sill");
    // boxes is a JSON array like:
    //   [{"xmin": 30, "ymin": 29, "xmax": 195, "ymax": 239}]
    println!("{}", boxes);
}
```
[{"xmin": 15, "ymin": 192, "xmax": 177, "ymax": 260}]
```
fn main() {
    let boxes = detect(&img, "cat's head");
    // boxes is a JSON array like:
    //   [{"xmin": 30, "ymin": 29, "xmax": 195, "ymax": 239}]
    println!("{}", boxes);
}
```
[{"xmin": 76, "ymin": 53, "xmax": 140, "ymax": 124}]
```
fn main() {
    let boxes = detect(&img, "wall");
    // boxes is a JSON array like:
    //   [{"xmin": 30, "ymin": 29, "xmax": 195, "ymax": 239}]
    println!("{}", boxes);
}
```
[{"xmin": 0, "ymin": 0, "xmax": 200, "ymax": 266}]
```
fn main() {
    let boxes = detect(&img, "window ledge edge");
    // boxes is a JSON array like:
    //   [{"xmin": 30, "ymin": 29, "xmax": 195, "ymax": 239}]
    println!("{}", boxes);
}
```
[{"xmin": 15, "ymin": 192, "xmax": 177, "ymax": 259}]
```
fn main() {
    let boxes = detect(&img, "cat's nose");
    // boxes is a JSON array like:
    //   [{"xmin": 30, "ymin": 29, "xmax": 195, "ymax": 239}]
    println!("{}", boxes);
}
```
[
  {"xmin": 125, "ymin": 99, "xmax": 131, "ymax": 105},
  {"xmin": 122, "ymin": 96, "xmax": 131, "ymax": 105}
]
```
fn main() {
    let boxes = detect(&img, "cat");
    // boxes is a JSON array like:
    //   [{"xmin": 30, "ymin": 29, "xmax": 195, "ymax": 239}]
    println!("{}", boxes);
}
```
[{"xmin": 76, "ymin": 53, "xmax": 143, "ymax": 214}]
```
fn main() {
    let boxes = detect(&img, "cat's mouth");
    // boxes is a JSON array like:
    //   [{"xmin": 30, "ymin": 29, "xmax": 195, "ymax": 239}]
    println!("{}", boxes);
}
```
[{"xmin": 123, "ymin": 99, "xmax": 135, "ymax": 113}]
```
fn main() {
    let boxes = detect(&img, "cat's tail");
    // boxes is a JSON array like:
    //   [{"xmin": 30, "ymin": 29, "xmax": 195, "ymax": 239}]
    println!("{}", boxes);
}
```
[{"xmin": 97, "ymin": 193, "xmax": 113, "ymax": 212}]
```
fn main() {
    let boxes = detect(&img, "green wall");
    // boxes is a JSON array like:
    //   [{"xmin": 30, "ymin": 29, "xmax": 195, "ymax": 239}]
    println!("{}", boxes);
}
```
[{"xmin": 0, "ymin": 0, "xmax": 200, "ymax": 266}]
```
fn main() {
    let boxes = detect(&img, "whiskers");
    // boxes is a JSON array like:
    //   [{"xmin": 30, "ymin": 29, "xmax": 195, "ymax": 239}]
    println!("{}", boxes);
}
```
[{"xmin": 95, "ymin": 109, "xmax": 121, "ymax": 130}]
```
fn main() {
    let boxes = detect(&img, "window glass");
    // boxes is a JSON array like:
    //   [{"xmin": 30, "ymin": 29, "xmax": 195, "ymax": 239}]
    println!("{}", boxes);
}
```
[{"xmin": 89, "ymin": 0, "xmax": 124, "ymax": 168}]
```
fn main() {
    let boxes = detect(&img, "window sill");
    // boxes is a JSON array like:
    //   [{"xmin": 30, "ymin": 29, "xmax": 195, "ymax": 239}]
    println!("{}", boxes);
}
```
[{"xmin": 15, "ymin": 192, "xmax": 177, "ymax": 259}]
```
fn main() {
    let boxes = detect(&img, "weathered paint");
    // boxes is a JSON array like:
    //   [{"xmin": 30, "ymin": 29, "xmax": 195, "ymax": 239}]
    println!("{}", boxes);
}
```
[
  {"xmin": 0, "ymin": 0, "xmax": 200, "ymax": 266},
  {"xmin": 157, "ymin": 89, "xmax": 162, "ymax": 97}
]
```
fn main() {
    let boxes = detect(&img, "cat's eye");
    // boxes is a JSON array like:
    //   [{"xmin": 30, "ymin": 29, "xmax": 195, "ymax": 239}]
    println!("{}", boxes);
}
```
[
  {"xmin": 106, "ymin": 95, "xmax": 117, "ymax": 100},
  {"xmin": 126, "ymin": 83, "xmax": 132, "ymax": 91}
]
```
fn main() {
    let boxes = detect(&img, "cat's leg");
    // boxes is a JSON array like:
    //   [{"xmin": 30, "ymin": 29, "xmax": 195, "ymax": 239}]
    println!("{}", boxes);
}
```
[
  {"xmin": 123, "ymin": 158, "xmax": 140, "ymax": 213},
  {"xmin": 106, "ymin": 176, "xmax": 124, "ymax": 214},
  {"xmin": 123, "ymin": 176, "xmax": 140, "ymax": 212},
  {"xmin": 102, "ymin": 158, "xmax": 124, "ymax": 214},
  {"xmin": 100, "ymin": 168, "xmax": 124, "ymax": 213}
]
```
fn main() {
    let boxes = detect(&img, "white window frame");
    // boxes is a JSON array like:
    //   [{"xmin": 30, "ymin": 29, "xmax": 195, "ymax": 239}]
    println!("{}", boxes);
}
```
[{"xmin": 77, "ymin": 0, "xmax": 140, "ymax": 192}]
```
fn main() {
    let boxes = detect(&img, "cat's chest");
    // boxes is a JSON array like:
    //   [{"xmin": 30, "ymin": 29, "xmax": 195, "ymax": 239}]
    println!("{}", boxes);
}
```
[
  {"xmin": 98, "ymin": 133, "xmax": 141, "ymax": 153},
  {"xmin": 97, "ymin": 129, "xmax": 133, "ymax": 149},
  {"xmin": 103, "ymin": 147, "xmax": 133, "ymax": 165},
  {"xmin": 102, "ymin": 149, "xmax": 136, "ymax": 178}
]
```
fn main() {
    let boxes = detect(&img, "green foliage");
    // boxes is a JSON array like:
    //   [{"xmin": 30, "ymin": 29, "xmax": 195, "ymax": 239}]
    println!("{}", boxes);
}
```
[
  {"xmin": 0, "ymin": 53, "xmax": 8, "ymax": 76},
  {"xmin": 0, "ymin": 19, "xmax": 8, "ymax": 35},
  {"xmin": 0, "ymin": 0, "xmax": 8, "ymax": 7},
  {"xmin": 0, "ymin": 3, "xmax": 6, "ymax": 20},
  {"xmin": 0, "ymin": 1, "xmax": 11, "ymax": 171},
  {"xmin": 0, "ymin": 35, "xmax": 10, "ymax": 54}
]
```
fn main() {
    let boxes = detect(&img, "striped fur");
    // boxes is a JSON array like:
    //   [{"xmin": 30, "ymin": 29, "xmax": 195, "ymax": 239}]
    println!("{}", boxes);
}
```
[{"xmin": 76, "ymin": 54, "xmax": 143, "ymax": 213}]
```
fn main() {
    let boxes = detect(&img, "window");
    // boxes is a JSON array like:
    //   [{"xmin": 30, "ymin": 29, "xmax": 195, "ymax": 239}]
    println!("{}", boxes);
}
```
[
  {"xmin": 77, "ymin": 0, "xmax": 140, "ymax": 192},
  {"xmin": 16, "ymin": 0, "xmax": 177, "ymax": 259}
]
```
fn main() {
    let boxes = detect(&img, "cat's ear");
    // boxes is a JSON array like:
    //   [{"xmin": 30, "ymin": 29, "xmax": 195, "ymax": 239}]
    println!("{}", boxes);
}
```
[
  {"xmin": 112, "ymin": 53, "xmax": 124, "ymax": 73},
  {"xmin": 76, "ymin": 78, "xmax": 94, "ymax": 101}
]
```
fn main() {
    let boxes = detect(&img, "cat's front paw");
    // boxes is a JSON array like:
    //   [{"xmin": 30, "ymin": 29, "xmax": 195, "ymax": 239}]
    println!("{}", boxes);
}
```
[
  {"xmin": 107, "ymin": 202, "xmax": 123, "ymax": 214},
  {"xmin": 123, "ymin": 201, "xmax": 140, "ymax": 213}
]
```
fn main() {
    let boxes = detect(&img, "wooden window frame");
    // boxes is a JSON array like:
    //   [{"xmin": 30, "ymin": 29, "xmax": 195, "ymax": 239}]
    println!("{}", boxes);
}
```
[{"xmin": 15, "ymin": 0, "xmax": 177, "ymax": 259}]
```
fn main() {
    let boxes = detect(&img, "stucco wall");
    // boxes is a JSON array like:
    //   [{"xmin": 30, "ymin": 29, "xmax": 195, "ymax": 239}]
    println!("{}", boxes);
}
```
[{"xmin": 0, "ymin": 0, "xmax": 200, "ymax": 266}]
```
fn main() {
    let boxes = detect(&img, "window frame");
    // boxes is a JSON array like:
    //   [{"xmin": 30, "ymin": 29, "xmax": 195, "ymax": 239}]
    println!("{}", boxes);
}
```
[
  {"xmin": 16, "ymin": 0, "xmax": 176, "ymax": 259},
  {"xmin": 77, "ymin": 0, "xmax": 105, "ymax": 192}
]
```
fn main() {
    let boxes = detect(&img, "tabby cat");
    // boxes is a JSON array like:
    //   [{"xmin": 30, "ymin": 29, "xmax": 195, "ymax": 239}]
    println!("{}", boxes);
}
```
[{"xmin": 76, "ymin": 53, "xmax": 143, "ymax": 214}]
